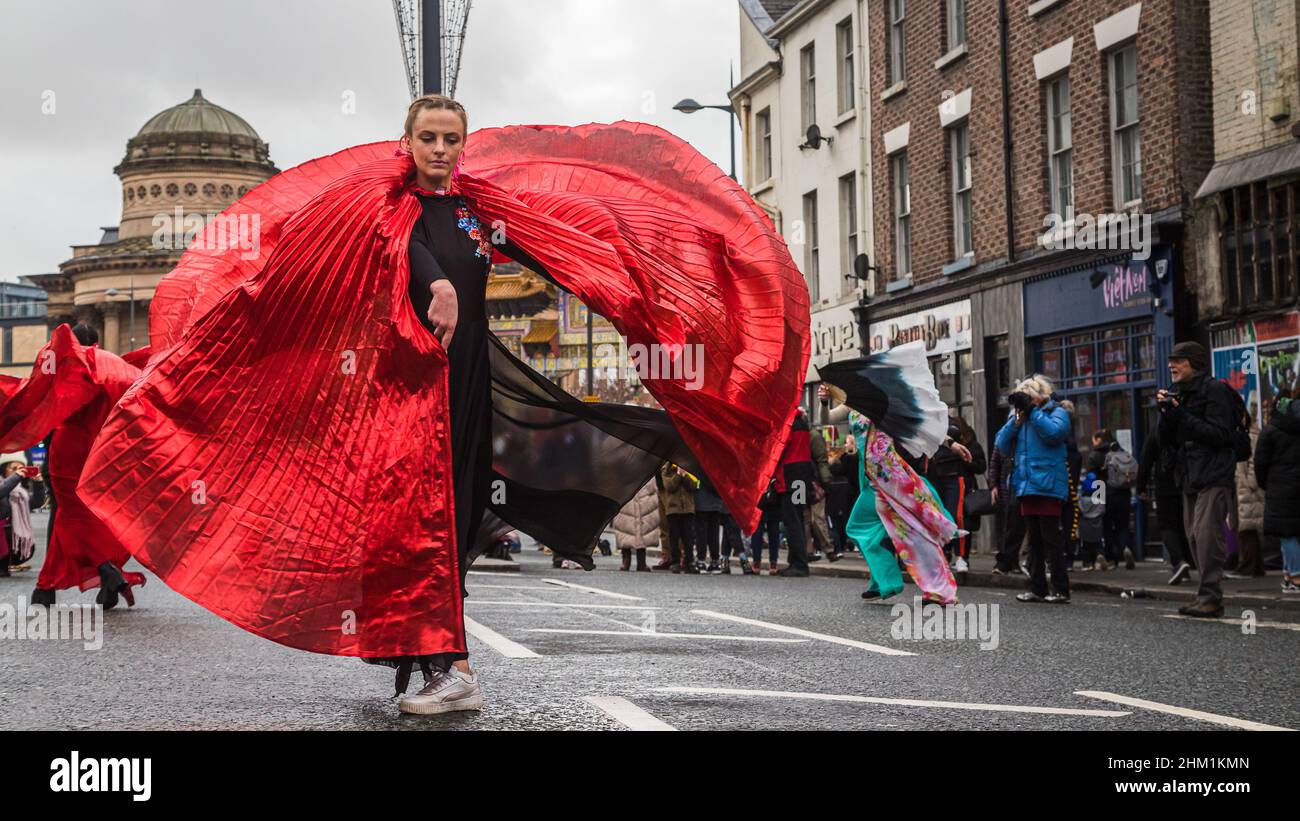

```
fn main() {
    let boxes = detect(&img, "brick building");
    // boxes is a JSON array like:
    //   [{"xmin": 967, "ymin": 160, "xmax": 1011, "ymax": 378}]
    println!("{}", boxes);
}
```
[
  {"xmin": 1193, "ymin": 0, "xmax": 1300, "ymax": 431},
  {"xmin": 863, "ymin": 0, "xmax": 1213, "ymax": 470}
]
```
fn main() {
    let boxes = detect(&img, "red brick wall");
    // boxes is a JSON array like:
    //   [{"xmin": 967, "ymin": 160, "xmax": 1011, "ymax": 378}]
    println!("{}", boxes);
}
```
[
  {"xmin": 868, "ymin": 0, "xmax": 1008, "ymax": 282},
  {"xmin": 867, "ymin": 0, "xmax": 1212, "ymax": 289}
]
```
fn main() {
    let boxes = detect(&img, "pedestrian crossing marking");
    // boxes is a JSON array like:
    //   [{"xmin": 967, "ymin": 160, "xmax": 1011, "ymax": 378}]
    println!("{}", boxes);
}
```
[
  {"xmin": 655, "ymin": 687, "xmax": 1131, "ymax": 717},
  {"xmin": 692, "ymin": 609, "xmax": 917, "ymax": 656},
  {"xmin": 1076, "ymin": 691, "xmax": 1294, "ymax": 731}
]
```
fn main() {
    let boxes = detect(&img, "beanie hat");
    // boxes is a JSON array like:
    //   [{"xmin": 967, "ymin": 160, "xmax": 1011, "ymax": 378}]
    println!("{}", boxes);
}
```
[{"xmin": 1169, "ymin": 341, "xmax": 1208, "ymax": 373}]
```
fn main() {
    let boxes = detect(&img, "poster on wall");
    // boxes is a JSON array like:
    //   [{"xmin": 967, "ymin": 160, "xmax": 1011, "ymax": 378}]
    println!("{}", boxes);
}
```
[
  {"xmin": 1212, "ymin": 345, "xmax": 1261, "ymax": 423},
  {"xmin": 1257, "ymin": 339, "xmax": 1300, "ymax": 425}
]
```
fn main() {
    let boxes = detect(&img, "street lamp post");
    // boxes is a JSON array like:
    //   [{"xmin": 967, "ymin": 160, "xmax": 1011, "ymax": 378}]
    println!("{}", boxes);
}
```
[{"xmin": 674, "ymin": 70, "xmax": 738, "ymax": 181}]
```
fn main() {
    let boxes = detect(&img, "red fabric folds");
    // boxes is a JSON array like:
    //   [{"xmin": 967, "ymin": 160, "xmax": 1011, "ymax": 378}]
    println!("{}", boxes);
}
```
[
  {"xmin": 79, "ymin": 152, "xmax": 464, "ymax": 658},
  {"xmin": 77, "ymin": 121, "xmax": 807, "ymax": 658},
  {"xmin": 0, "ymin": 326, "xmax": 142, "ymax": 591},
  {"xmin": 455, "ymin": 122, "xmax": 809, "ymax": 531}
]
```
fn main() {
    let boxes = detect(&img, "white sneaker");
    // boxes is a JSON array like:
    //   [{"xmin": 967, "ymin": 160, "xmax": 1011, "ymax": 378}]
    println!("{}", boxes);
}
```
[
  {"xmin": 953, "ymin": 557, "xmax": 969, "ymax": 574},
  {"xmin": 398, "ymin": 667, "xmax": 484, "ymax": 715}
]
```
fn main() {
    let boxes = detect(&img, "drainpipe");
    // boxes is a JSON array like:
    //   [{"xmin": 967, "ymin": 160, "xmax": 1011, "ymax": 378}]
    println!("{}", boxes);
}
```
[
  {"xmin": 855, "ymin": 0, "xmax": 874, "ymax": 353},
  {"xmin": 998, "ymin": 0, "xmax": 1016, "ymax": 264}
]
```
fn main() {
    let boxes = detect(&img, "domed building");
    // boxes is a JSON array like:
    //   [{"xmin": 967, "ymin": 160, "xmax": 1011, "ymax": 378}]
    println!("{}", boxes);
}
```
[{"xmin": 30, "ymin": 90, "xmax": 279, "ymax": 353}]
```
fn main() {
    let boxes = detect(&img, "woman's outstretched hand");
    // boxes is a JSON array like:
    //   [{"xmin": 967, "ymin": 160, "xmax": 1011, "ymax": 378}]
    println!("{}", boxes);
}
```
[{"xmin": 428, "ymin": 280, "xmax": 458, "ymax": 351}]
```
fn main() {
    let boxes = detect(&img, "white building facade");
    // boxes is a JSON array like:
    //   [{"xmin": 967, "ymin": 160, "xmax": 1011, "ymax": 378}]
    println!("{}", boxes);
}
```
[{"xmin": 730, "ymin": 0, "xmax": 875, "ymax": 406}]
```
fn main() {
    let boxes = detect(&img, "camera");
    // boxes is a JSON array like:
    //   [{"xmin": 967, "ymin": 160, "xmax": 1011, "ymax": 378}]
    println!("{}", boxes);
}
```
[{"xmin": 1008, "ymin": 391, "xmax": 1034, "ymax": 414}]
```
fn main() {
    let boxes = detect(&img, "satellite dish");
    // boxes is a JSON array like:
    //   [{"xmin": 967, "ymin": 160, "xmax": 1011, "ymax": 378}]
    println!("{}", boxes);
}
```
[
  {"xmin": 800, "ymin": 124, "xmax": 833, "ymax": 150},
  {"xmin": 853, "ymin": 253, "xmax": 872, "ymax": 280}
]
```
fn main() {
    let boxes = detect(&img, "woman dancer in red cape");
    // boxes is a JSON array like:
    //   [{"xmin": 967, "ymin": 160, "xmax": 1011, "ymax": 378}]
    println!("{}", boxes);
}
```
[
  {"xmin": 76, "ymin": 95, "xmax": 810, "ymax": 714},
  {"xmin": 0, "ymin": 323, "xmax": 147, "ymax": 608}
]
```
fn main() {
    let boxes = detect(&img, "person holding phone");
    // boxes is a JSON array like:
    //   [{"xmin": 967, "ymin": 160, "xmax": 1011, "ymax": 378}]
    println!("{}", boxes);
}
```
[{"xmin": 0, "ymin": 454, "xmax": 39, "ymax": 577}]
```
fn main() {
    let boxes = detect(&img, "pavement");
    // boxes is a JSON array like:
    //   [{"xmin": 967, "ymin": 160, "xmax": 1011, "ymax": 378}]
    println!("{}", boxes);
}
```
[{"xmin": 3, "ymin": 510, "xmax": 1296, "ymax": 731}]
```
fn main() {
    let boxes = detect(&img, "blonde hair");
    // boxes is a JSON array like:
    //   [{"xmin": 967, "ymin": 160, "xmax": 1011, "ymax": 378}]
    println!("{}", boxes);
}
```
[
  {"xmin": 1014, "ymin": 374, "xmax": 1055, "ymax": 401},
  {"xmin": 404, "ymin": 94, "xmax": 468, "ymax": 137}
]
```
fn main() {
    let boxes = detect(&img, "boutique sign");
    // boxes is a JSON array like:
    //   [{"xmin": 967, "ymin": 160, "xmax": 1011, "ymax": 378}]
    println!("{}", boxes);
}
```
[
  {"xmin": 868, "ymin": 300, "xmax": 972, "ymax": 357},
  {"xmin": 810, "ymin": 301, "xmax": 865, "ymax": 369},
  {"xmin": 1023, "ymin": 247, "xmax": 1172, "ymax": 337}
]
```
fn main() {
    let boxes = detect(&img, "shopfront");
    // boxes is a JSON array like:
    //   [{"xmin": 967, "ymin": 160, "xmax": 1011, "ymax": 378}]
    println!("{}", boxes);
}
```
[
  {"xmin": 1210, "ymin": 311, "xmax": 1300, "ymax": 430},
  {"xmin": 1023, "ymin": 248, "xmax": 1175, "ymax": 556}
]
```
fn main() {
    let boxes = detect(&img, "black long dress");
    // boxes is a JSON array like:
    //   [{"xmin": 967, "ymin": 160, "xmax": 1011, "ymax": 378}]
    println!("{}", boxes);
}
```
[
  {"xmin": 407, "ymin": 190, "xmax": 497, "ymax": 574},
  {"xmin": 376, "ymin": 187, "xmax": 701, "ymax": 691}
]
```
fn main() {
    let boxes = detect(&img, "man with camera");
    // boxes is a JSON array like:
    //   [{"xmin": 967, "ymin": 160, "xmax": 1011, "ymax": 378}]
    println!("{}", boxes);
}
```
[
  {"xmin": 995, "ymin": 376, "xmax": 1073, "ymax": 603},
  {"xmin": 1158, "ymin": 341, "xmax": 1236, "ymax": 618}
]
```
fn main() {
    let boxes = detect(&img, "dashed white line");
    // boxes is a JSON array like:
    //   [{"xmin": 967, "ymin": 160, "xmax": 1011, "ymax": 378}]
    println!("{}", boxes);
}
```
[
  {"xmin": 584, "ymin": 696, "xmax": 676, "ymax": 731},
  {"xmin": 1161, "ymin": 614, "xmax": 1300, "ymax": 631},
  {"xmin": 1075, "ymin": 691, "xmax": 1295, "ymax": 731},
  {"xmin": 466, "ymin": 601, "xmax": 661, "ymax": 610},
  {"xmin": 542, "ymin": 579, "xmax": 643, "ymax": 601},
  {"xmin": 691, "ymin": 609, "xmax": 916, "ymax": 656},
  {"xmin": 463, "ymin": 616, "xmax": 541, "ymax": 659},
  {"xmin": 526, "ymin": 629, "xmax": 807, "ymax": 643},
  {"xmin": 656, "ymin": 687, "xmax": 1131, "ymax": 717}
]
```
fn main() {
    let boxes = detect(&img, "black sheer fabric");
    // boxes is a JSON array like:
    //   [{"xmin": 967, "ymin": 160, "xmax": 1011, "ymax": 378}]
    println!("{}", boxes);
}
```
[{"xmin": 480, "ymin": 331, "xmax": 699, "ymax": 569}]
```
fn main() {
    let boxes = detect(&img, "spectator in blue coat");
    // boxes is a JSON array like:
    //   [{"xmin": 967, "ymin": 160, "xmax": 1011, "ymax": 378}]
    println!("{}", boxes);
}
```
[{"xmin": 995, "ymin": 375, "xmax": 1073, "ymax": 603}]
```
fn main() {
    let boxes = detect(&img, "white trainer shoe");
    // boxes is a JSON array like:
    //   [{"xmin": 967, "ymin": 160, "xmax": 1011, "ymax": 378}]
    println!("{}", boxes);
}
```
[{"xmin": 398, "ymin": 667, "xmax": 484, "ymax": 715}]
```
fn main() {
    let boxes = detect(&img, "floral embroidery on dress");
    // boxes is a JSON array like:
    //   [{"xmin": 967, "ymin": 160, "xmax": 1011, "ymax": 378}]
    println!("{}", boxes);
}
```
[{"xmin": 455, "ymin": 203, "xmax": 494, "ymax": 260}]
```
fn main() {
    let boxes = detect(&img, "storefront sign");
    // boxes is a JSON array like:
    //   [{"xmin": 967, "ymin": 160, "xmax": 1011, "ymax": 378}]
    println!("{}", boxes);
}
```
[
  {"xmin": 868, "ymin": 299, "xmax": 972, "ymax": 356},
  {"xmin": 1023, "ymin": 247, "xmax": 1172, "ymax": 337},
  {"xmin": 810, "ymin": 301, "xmax": 865, "ymax": 369}
]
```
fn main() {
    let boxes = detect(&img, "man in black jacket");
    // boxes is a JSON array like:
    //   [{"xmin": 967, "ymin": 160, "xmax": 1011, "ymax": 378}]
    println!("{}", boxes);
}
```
[{"xmin": 1158, "ymin": 341, "xmax": 1236, "ymax": 617}]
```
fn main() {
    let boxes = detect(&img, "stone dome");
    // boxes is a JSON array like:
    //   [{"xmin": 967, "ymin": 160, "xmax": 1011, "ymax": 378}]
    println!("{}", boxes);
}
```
[{"xmin": 135, "ymin": 89, "xmax": 261, "ymax": 140}]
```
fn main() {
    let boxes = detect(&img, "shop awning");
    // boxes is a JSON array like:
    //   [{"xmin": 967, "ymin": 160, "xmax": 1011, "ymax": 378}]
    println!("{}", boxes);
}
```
[{"xmin": 1195, "ymin": 141, "xmax": 1300, "ymax": 199}]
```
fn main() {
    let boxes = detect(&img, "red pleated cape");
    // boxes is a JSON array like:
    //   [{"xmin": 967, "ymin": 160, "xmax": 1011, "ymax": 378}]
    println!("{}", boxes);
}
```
[
  {"xmin": 78, "ymin": 121, "xmax": 809, "ymax": 658},
  {"xmin": 0, "ymin": 326, "xmax": 145, "ymax": 590}
]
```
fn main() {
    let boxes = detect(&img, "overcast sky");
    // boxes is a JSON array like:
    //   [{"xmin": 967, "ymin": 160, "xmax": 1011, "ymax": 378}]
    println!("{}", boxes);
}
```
[{"xmin": 0, "ymin": 0, "xmax": 741, "ymax": 281}]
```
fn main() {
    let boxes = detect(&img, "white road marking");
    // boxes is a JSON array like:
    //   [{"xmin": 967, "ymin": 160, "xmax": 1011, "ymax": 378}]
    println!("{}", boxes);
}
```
[
  {"xmin": 463, "ymin": 616, "xmax": 541, "ymax": 659},
  {"xmin": 525, "ymin": 629, "xmax": 807, "ymax": 643},
  {"xmin": 1161, "ymin": 614, "xmax": 1300, "ymax": 632},
  {"xmin": 1076, "ymin": 691, "xmax": 1295, "ymax": 731},
  {"xmin": 691, "ymin": 609, "xmax": 916, "ymax": 656},
  {"xmin": 542, "ymin": 579, "xmax": 643, "ymax": 601},
  {"xmin": 584, "ymin": 696, "xmax": 676, "ymax": 731},
  {"xmin": 656, "ymin": 687, "xmax": 1131, "ymax": 717},
  {"xmin": 466, "ymin": 601, "xmax": 661, "ymax": 611},
  {"xmin": 465, "ymin": 584, "xmax": 566, "ymax": 591}
]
